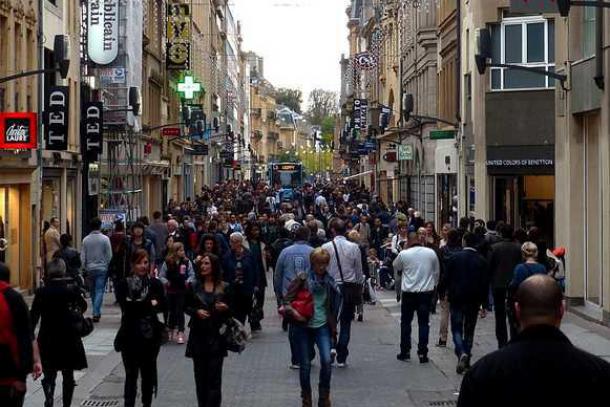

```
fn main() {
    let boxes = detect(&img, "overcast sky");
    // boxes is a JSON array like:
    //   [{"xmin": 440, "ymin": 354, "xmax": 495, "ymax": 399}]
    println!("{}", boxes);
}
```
[{"xmin": 231, "ymin": 0, "xmax": 350, "ymax": 108}]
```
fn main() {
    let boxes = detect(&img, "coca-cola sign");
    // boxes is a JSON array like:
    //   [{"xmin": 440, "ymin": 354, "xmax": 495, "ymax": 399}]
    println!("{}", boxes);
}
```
[{"xmin": 0, "ymin": 112, "xmax": 37, "ymax": 149}]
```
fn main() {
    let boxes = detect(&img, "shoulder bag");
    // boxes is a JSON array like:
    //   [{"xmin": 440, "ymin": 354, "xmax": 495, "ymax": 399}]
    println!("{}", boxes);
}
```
[{"xmin": 332, "ymin": 240, "xmax": 363, "ymax": 306}]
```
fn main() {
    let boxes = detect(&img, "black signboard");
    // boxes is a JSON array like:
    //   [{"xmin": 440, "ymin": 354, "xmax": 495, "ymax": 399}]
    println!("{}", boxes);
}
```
[
  {"xmin": 0, "ymin": 113, "xmax": 37, "ymax": 149},
  {"xmin": 44, "ymin": 86, "xmax": 69, "ymax": 150},
  {"xmin": 191, "ymin": 144, "xmax": 208, "ymax": 155},
  {"xmin": 352, "ymin": 99, "xmax": 368, "ymax": 130},
  {"xmin": 81, "ymin": 102, "xmax": 104, "ymax": 159}
]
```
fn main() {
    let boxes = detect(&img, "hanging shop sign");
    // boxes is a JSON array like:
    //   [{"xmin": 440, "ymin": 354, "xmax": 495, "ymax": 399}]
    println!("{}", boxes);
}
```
[
  {"xmin": 99, "ymin": 67, "xmax": 126, "ymax": 85},
  {"xmin": 162, "ymin": 127, "xmax": 181, "ymax": 137},
  {"xmin": 354, "ymin": 52, "xmax": 378, "ymax": 70},
  {"xmin": 44, "ymin": 86, "xmax": 69, "ymax": 151},
  {"xmin": 87, "ymin": 0, "xmax": 120, "ymax": 65},
  {"xmin": 352, "ymin": 99, "xmax": 368, "ymax": 130},
  {"xmin": 0, "ymin": 112, "xmax": 37, "ymax": 150},
  {"xmin": 398, "ymin": 145, "xmax": 414, "ymax": 161},
  {"xmin": 81, "ymin": 102, "xmax": 104, "ymax": 159},
  {"xmin": 177, "ymin": 76, "xmax": 201, "ymax": 100},
  {"xmin": 167, "ymin": 2, "xmax": 191, "ymax": 70}
]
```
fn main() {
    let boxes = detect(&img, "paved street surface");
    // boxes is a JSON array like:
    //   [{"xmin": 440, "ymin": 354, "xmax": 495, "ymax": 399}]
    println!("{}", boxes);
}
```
[{"xmin": 24, "ymin": 288, "xmax": 610, "ymax": 407}]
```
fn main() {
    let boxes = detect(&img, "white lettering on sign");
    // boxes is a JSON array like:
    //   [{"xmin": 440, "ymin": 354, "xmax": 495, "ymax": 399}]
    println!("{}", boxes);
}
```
[
  {"xmin": 486, "ymin": 159, "xmax": 554, "ymax": 167},
  {"xmin": 87, "ymin": 0, "xmax": 119, "ymax": 65},
  {"xmin": 5, "ymin": 124, "xmax": 29, "ymax": 142}
]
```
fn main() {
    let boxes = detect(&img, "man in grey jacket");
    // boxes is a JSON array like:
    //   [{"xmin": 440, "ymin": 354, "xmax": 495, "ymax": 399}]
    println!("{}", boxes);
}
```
[{"xmin": 81, "ymin": 217, "xmax": 113, "ymax": 322}]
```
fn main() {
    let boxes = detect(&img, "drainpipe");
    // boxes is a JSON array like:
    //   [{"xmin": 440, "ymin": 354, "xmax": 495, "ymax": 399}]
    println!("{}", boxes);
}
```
[{"xmin": 594, "ymin": 6, "xmax": 605, "ymax": 90}]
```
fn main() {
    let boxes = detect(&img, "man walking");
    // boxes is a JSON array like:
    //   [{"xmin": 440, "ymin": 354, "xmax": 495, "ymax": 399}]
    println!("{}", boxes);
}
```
[
  {"xmin": 394, "ymin": 232, "xmax": 440, "ymax": 363},
  {"xmin": 44, "ymin": 217, "xmax": 61, "ymax": 264},
  {"xmin": 488, "ymin": 224, "xmax": 522, "ymax": 347},
  {"xmin": 322, "ymin": 219, "xmax": 364, "ymax": 367},
  {"xmin": 147, "ymin": 211, "xmax": 168, "ymax": 268},
  {"xmin": 444, "ymin": 232, "xmax": 490, "ymax": 374},
  {"xmin": 274, "ymin": 226, "xmax": 314, "ymax": 368},
  {"xmin": 458, "ymin": 275, "xmax": 610, "ymax": 407},
  {"xmin": 222, "ymin": 232, "xmax": 258, "ymax": 326},
  {"xmin": 81, "ymin": 217, "xmax": 113, "ymax": 322}
]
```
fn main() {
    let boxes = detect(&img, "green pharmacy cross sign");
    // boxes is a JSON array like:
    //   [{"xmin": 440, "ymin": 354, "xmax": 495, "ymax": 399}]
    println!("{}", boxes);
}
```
[{"xmin": 177, "ymin": 75, "xmax": 201, "ymax": 99}]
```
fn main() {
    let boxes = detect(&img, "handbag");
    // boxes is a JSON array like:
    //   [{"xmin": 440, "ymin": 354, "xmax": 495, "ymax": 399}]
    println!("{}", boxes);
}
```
[
  {"xmin": 68, "ymin": 303, "xmax": 94, "ymax": 337},
  {"xmin": 290, "ymin": 286, "xmax": 314, "ymax": 320},
  {"xmin": 219, "ymin": 317, "xmax": 248, "ymax": 353},
  {"xmin": 332, "ymin": 240, "xmax": 363, "ymax": 306}
]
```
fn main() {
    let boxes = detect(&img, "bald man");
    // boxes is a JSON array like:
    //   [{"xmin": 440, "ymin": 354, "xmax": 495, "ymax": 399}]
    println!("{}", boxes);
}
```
[{"xmin": 458, "ymin": 275, "xmax": 610, "ymax": 407}]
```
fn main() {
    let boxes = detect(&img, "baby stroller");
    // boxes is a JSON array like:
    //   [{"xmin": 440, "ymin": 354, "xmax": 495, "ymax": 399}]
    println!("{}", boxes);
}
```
[{"xmin": 378, "ymin": 248, "xmax": 396, "ymax": 290}]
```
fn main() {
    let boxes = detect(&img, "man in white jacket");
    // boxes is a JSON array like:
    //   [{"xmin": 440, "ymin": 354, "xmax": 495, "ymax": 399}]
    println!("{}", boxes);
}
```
[{"xmin": 393, "ymin": 232, "xmax": 440, "ymax": 363}]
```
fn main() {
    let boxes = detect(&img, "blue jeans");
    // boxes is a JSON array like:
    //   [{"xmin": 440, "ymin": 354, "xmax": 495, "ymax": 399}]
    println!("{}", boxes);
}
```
[
  {"xmin": 293, "ymin": 324, "xmax": 332, "ymax": 392},
  {"xmin": 400, "ymin": 291, "xmax": 433, "ymax": 356},
  {"xmin": 450, "ymin": 303, "xmax": 479, "ymax": 357},
  {"xmin": 88, "ymin": 268, "xmax": 107, "ymax": 317}
]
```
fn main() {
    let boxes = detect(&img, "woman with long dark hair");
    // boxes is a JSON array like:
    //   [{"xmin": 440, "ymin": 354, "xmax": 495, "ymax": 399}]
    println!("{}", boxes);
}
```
[
  {"xmin": 159, "ymin": 242, "xmax": 195, "ymax": 344},
  {"xmin": 114, "ymin": 249, "xmax": 166, "ymax": 407},
  {"xmin": 185, "ymin": 254, "xmax": 232, "ymax": 407}
]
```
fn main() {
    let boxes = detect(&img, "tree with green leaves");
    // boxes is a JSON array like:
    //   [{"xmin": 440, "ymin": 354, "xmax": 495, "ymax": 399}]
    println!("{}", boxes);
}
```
[
  {"xmin": 274, "ymin": 88, "xmax": 303, "ymax": 114},
  {"xmin": 306, "ymin": 89, "xmax": 338, "ymax": 126}
]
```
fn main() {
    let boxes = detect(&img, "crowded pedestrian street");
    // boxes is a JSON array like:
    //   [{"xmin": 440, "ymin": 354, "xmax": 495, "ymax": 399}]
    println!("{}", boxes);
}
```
[
  {"xmin": 20, "ymin": 288, "xmax": 610, "ymax": 407},
  {"xmin": 4, "ymin": 1, "xmax": 610, "ymax": 407}
]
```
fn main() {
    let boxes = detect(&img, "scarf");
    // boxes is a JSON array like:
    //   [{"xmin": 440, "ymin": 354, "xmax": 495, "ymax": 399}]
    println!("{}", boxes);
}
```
[{"xmin": 126, "ymin": 275, "xmax": 150, "ymax": 302}]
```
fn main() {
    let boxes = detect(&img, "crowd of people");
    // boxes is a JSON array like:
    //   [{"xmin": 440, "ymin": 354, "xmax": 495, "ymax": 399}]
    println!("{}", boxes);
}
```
[{"xmin": 1, "ymin": 178, "xmax": 609, "ymax": 407}]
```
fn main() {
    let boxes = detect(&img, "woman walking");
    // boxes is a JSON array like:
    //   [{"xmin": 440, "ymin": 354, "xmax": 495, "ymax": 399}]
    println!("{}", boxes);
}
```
[
  {"xmin": 159, "ymin": 242, "xmax": 195, "ymax": 344},
  {"xmin": 284, "ymin": 248, "xmax": 342, "ymax": 407},
  {"xmin": 185, "ymin": 254, "xmax": 232, "ymax": 407},
  {"xmin": 114, "ymin": 249, "xmax": 166, "ymax": 407},
  {"xmin": 30, "ymin": 258, "xmax": 87, "ymax": 407}
]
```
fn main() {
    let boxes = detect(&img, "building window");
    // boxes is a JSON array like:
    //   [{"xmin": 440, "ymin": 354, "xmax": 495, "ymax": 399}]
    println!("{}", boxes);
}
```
[
  {"xmin": 583, "ymin": 6, "xmax": 596, "ymax": 58},
  {"xmin": 490, "ymin": 17, "xmax": 555, "ymax": 90}
]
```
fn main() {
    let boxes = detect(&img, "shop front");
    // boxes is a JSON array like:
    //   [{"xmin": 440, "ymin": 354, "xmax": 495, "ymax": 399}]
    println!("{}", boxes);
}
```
[{"xmin": 487, "ymin": 145, "xmax": 555, "ymax": 242}]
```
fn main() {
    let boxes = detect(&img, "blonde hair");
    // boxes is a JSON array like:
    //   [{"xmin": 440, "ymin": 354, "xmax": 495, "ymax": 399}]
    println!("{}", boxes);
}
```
[
  {"xmin": 347, "ymin": 230, "xmax": 360, "ymax": 243},
  {"xmin": 310, "ymin": 247, "xmax": 331, "ymax": 265},
  {"xmin": 521, "ymin": 241, "xmax": 538, "ymax": 260}
]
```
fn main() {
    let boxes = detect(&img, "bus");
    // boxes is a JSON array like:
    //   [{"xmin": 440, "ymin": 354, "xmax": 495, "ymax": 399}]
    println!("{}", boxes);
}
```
[{"xmin": 269, "ymin": 162, "xmax": 304, "ymax": 202}]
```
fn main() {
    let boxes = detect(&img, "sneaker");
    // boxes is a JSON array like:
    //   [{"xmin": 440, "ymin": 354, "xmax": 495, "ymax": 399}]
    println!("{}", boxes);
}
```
[
  {"xmin": 456, "ymin": 354, "xmax": 469, "ymax": 374},
  {"xmin": 176, "ymin": 332, "xmax": 185, "ymax": 345},
  {"xmin": 436, "ymin": 339, "xmax": 447, "ymax": 347},
  {"xmin": 92, "ymin": 315, "xmax": 101, "ymax": 323},
  {"xmin": 289, "ymin": 363, "xmax": 300, "ymax": 370},
  {"xmin": 330, "ymin": 349, "xmax": 337, "ymax": 364},
  {"xmin": 396, "ymin": 353, "xmax": 410, "ymax": 362},
  {"xmin": 336, "ymin": 362, "xmax": 347, "ymax": 368},
  {"xmin": 418, "ymin": 354, "xmax": 429, "ymax": 364}
]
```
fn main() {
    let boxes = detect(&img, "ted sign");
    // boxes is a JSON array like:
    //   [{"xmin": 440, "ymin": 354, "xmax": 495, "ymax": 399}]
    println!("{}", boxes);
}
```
[
  {"xmin": 0, "ymin": 112, "xmax": 37, "ymax": 149},
  {"xmin": 81, "ymin": 102, "xmax": 104, "ymax": 159},
  {"xmin": 44, "ymin": 86, "xmax": 69, "ymax": 150}
]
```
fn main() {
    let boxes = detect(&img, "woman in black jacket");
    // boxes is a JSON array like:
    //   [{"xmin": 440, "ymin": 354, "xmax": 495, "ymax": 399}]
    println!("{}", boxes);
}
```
[
  {"xmin": 31, "ymin": 257, "xmax": 87, "ymax": 407},
  {"xmin": 114, "ymin": 249, "xmax": 166, "ymax": 407},
  {"xmin": 185, "ymin": 253, "xmax": 231, "ymax": 407}
]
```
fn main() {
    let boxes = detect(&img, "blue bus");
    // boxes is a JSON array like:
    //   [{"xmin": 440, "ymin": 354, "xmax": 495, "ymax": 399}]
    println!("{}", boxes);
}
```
[{"xmin": 269, "ymin": 162, "xmax": 304, "ymax": 202}]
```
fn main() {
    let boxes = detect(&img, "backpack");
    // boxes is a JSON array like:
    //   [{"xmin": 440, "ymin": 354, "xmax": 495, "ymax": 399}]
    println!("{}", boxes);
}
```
[{"xmin": 0, "ymin": 282, "xmax": 20, "ymax": 377}]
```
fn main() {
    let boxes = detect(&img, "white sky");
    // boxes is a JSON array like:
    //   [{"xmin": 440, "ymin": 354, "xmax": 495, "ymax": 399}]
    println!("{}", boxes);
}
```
[{"xmin": 231, "ymin": 0, "xmax": 350, "ymax": 108}]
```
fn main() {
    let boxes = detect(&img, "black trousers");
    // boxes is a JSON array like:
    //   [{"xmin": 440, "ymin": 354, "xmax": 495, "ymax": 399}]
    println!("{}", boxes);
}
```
[
  {"xmin": 121, "ymin": 347, "xmax": 159, "ymax": 407},
  {"xmin": 493, "ymin": 288, "xmax": 517, "ymax": 348},
  {"xmin": 167, "ymin": 291, "xmax": 186, "ymax": 332},
  {"xmin": 233, "ymin": 292, "xmax": 253, "ymax": 325},
  {"xmin": 193, "ymin": 354, "xmax": 224, "ymax": 407},
  {"xmin": 400, "ymin": 291, "xmax": 433, "ymax": 356},
  {"xmin": 42, "ymin": 369, "xmax": 75, "ymax": 407},
  {"xmin": 0, "ymin": 386, "xmax": 25, "ymax": 407}
]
